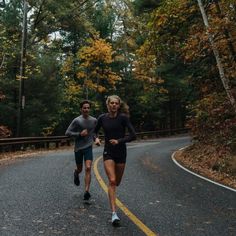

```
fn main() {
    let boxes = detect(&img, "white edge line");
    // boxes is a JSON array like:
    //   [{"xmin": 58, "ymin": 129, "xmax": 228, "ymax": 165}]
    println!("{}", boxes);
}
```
[{"xmin": 172, "ymin": 146, "xmax": 236, "ymax": 193}]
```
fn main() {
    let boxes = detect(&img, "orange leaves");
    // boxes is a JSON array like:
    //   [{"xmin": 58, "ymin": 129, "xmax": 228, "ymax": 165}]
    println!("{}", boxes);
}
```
[
  {"xmin": 76, "ymin": 71, "xmax": 86, "ymax": 79},
  {"xmin": 61, "ymin": 37, "xmax": 121, "ymax": 98},
  {"xmin": 76, "ymin": 38, "xmax": 121, "ymax": 92},
  {"xmin": 79, "ymin": 38, "xmax": 113, "ymax": 65},
  {"xmin": 187, "ymin": 92, "xmax": 236, "ymax": 147},
  {"xmin": 62, "ymin": 55, "xmax": 73, "ymax": 74},
  {"xmin": 133, "ymin": 41, "xmax": 164, "ymax": 89},
  {"xmin": 0, "ymin": 125, "xmax": 11, "ymax": 138},
  {"xmin": 183, "ymin": 1, "xmax": 236, "ymax": 82}
]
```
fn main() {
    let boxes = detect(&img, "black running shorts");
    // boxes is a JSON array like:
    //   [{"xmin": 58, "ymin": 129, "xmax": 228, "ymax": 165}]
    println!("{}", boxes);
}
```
[{"xmin": 103, "ymin": 146, "xmax": 127, "ymax": 164}]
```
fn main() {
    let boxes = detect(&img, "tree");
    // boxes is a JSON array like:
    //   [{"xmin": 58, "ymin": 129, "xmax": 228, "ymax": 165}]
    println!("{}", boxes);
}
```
[
  {"xmin": 197, "ymin": 0, "xmax": 236, "ymax": 113},
  {"xmin": 61, "ymin": 37, "xmax": 121, "ymax": 104}
]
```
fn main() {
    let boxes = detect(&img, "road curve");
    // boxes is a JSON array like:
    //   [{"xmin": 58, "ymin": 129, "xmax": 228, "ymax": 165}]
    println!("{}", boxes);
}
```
[{"xmin": 0, "ymin": 136, "xmax": 235, "ymax": 236}]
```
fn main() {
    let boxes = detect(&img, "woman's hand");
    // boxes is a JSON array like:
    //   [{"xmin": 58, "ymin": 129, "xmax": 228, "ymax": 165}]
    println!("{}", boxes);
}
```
[
  {"xmin": 94, "ymin": 137, "xmax": 101, "ymax": 146},
  {"xmin": 109, "ymin": 139, "xmax": 118, "ymax": 145}
]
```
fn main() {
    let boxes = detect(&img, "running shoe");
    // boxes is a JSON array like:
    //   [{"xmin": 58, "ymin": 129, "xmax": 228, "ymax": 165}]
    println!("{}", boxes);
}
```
[
  {"xmin": 111, "ymin": 212, "xmax": 120, "ymax": 226},
  {"xmin": 74, "ymin": 170, "xmax": 80, "ymax": 186},
  {"xmin": 83, "ymin": 191, "xmax": 91, "ymax": 201}
]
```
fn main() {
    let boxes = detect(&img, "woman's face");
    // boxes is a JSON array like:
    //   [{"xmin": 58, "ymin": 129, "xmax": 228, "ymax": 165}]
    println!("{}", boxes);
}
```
[{"xmin": 107, "ymin": 98, "xmax": 120, "ymax": 113}]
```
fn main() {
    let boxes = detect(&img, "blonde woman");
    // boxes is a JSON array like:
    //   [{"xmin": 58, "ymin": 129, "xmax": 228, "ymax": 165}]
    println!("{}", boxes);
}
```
[{"xmin": 94, "ymin": 95, "xmax": 136, "ymax": 226}]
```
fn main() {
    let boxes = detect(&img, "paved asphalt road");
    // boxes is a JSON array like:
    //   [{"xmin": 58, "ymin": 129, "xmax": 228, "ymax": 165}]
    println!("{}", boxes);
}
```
[{"xmin": 0, "ymin": 136, "xmax": 235, "ymax": 236}]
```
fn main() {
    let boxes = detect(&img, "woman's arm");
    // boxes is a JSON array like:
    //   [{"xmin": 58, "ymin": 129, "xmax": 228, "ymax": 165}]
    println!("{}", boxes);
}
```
[
  {"xmin": 93, "ymin": 114, "xmax": 103, "ymax": 145},
  {"xmin": 118, "ymin": 115, "xmax": 136, "ymax": 143}
]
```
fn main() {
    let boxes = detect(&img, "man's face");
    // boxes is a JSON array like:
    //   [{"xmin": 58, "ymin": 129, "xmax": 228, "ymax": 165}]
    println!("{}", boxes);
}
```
[{"xmin": 81, "ymin": 103, "xmax": 90, "ymax": 116}]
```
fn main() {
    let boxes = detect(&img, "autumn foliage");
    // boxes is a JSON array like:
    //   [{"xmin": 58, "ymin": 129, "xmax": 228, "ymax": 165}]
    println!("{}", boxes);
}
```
[
  {"xmin": 62, "ymin": 37, "xmax": 121, "ymax": 96},
  {"xmin": 131, "ymin": 0, "xmax": 236, "ymax": 154}
]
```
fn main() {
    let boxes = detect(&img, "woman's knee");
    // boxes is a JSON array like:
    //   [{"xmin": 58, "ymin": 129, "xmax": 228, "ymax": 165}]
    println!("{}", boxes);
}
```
[
  {"xmin": 85, "ymin": 165, "xmax": 91, "ymax": 173},
  {"xmin": 109, "ymin": 177, "xmax": 116, "ymax": 187}
]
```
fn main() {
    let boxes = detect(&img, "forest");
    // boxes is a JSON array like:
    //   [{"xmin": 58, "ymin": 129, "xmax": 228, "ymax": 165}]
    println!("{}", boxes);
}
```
[{"xmin": 1, "ymin": 0, "xmax": 236, "ymax": 155}]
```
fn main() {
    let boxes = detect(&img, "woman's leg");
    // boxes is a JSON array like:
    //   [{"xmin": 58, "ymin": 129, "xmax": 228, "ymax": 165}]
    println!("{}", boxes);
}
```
[
  {"xmin": 104, "ymin": 159, "xmax": 117, "ymax": 212},
  {"xmin": 115, "ymin": 163, "xmax": 125, "ymax": 186}
]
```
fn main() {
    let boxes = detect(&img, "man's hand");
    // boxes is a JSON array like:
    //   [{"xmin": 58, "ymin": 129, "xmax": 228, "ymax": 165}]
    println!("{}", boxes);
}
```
[
  {"xmin": 80, "ymin": 129, "xmax": 88, "ymax": 136},
  {"xmin": 109, "ymin": 139, "xmax": 118, "ymax": 145}
]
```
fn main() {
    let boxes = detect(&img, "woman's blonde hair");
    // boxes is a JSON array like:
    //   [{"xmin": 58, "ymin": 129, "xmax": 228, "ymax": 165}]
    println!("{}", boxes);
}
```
[{"xmin": 106, "ymin": 95, "xmax": 130, "ymax": 116}]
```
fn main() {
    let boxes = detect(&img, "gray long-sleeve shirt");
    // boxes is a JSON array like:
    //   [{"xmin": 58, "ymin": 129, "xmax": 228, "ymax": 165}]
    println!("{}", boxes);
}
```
[{"xmin": 65, "ymin": 115, "xmax": 97, "ymax": 151}]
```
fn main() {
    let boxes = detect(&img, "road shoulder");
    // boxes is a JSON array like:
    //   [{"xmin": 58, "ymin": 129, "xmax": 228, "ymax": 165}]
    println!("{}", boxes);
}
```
[{"xmin": 173, "ymin": 146, "xmax": 236, "ymax": 191}]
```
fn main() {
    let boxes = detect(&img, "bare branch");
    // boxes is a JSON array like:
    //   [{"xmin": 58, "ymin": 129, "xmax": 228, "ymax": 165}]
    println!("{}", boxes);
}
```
[{"xmin": 0, "ymin": 54, "xmax": 5, "ymax": 69}]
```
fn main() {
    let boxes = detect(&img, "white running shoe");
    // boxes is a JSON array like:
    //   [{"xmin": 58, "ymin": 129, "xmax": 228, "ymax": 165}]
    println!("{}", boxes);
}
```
[{"xmin": 112, "ymin": 212, "xmax": 120, "ymax": 226}]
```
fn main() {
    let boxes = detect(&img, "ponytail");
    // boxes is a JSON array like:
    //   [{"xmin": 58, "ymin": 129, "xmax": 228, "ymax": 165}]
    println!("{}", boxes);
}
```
[{"xmin": 119, "ymin": 101, "xmax": 130, "ymax": 116}]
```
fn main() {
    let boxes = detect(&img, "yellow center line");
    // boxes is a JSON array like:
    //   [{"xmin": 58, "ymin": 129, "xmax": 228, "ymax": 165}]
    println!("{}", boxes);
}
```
[{"xmin": 94, "ymin": 156, "xmax": 158, "ymax": 236}]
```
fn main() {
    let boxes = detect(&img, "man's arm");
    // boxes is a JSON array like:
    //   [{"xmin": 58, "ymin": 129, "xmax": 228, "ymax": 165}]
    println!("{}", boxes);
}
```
[{"xmin": 65, "ymin": 119, "xmax": 81, "ymax": 137}]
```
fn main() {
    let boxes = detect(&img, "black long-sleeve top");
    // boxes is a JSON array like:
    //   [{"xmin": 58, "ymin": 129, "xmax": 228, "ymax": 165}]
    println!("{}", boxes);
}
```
[{"xmin": 94, "ymin": 113, "xmax": 136, "ymax": 148}]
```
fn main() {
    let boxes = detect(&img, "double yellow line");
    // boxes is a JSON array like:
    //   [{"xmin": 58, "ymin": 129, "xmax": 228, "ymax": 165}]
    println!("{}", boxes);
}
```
[{"xmin": 94, "ymin": 156, "xmax": 158, "ymax": 236}]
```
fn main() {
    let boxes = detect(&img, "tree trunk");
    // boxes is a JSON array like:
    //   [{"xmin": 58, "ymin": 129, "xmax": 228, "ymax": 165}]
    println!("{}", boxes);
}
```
[
  {"xmin": 197, "ymin": 0, "xmax": 236, "ymax": 113},
  {"xmin": 213, "ymin": 0, "xmax": 236, "ymax": 62},
  {"xmin": 0, "ymin": 54, "xmax": 5, "ymax": 69}
]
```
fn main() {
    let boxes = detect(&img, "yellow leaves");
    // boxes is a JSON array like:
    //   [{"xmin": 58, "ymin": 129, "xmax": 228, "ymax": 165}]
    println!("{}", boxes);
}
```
[
  {"xmin": 97, "ymin": 86, "xmax": 106, "ymax": 93},
  {"xmin": 159, "ymin": 87, "xmax": 168, "ymax": 94},
  {"xmin": 134, "ymin": 41, "xmax": 159, "ymax": 84},
  {"xmin": 114, "ymin": 55, "xmax": 125, "ymax": 61},
  {"xmin": 77, "ymin": 38, "xmax": 121, "ymax": 92},
  {"xmin": 151, "ymin": 0, "xmax": 190, "ymax": 30},
  {"xmin": 64, "ymin": 82, "xmax": 82, "ymax": 105},
  {"xmin": 79, "ymin": 38, "xmax": 113, "ymax": 65},
  {"xmin": 83, "ymin": 80, "xmax": 105, "ymax": 93},
  {"xmin": 61, "ymin": 37, "xmax": 121, "ymax": 97},
  {"xmin": 181, "ymin": 0, "xmax": 236, "ymax": 82},
  {"xmin": 67, "ymin": 84, "xmax": 81, "ymax": 94},
  {"xmin": 76, "ymin": 71, "xmax": 86, "ymax": 79},
  {"xmin": 61, "ymin": 55, "xmax": 73, "ymax": 74},
  {"xmin": 126, "ymin": 38, "xmax": 136, "ymax": 49},
  {"xmin": 106, "ymin": 72, "xmax": 121, "ymax": 86},
  {"xmin": 16, "ymin": 75, "xmax": 28, "ymax": 80},
  {"xmin": 41, "ymin": 127, "xmax": 54, "ymax": 136}
]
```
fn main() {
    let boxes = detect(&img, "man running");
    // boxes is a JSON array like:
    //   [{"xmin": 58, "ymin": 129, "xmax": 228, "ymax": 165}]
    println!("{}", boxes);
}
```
[{"xmin": 65, "ymin": 100, "xmax": 97, "ymax": 201}]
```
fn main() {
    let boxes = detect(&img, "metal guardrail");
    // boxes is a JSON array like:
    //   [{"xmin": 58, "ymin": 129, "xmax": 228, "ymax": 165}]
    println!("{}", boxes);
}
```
[
  {"xmin": 0, "ymin": 136, "xmax": 71, "ymax": 152},
  {"xmin": 134, "ymin": 128, "xmax": 190, "ymax": 138},
  {"xmin": 0, "ymin": 128, "xmax": 189, "ymax": 152}
]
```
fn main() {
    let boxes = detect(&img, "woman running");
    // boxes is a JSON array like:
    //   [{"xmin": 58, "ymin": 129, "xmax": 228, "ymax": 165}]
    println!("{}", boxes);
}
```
[{"xmin": 94, "ymin": 95, "xmax": 136, "ymax": 226}]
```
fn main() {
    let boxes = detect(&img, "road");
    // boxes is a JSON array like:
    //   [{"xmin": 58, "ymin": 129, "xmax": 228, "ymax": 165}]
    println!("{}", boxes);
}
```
[{"xmin": 0, "ymin": 136, "xmax": 235, "ymax": 236}]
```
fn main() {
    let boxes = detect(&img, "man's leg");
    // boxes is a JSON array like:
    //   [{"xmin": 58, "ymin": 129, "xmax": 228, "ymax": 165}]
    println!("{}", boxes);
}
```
[
  {"xmin": 76, "ymin": 164, "xmax": 83, "ymax": 173},
  {"xmin": 83, "ymin": 146, "xmax": 93, "ymax": 200},
  {"xmin": 84, "ymin": 160, "xmax": 92, "ymax": 192},
  {"xmin": 74, "ymin": 151, "xmax": 83, "ymax": 186}
]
